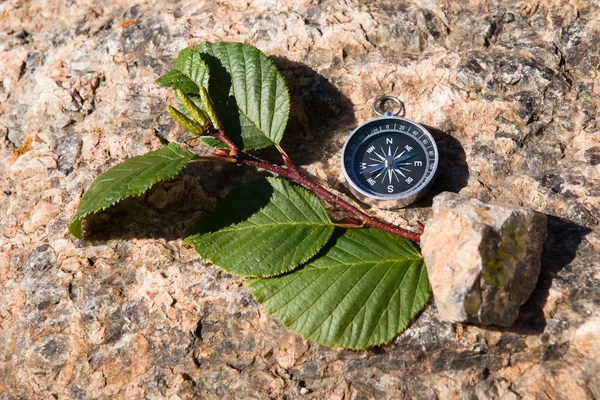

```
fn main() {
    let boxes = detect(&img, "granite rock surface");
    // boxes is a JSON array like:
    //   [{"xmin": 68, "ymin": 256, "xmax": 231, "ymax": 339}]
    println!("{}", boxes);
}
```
[
  {"xmin": 1, "ymin": 0, "xmax": 599, "ymax": 399},
  {"xmin": 421, "ymin": 192, "xmax": 547, "ymax": 326}
]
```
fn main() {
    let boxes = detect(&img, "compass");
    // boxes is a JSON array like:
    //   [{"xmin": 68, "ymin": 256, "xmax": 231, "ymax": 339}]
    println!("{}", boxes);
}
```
[{"xmin": 341, "ymin": 96, "xmax": 439, "ymax": 208}]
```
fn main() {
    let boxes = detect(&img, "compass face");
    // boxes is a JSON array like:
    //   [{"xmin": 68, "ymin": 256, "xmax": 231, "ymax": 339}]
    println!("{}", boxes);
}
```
[{"xmin": 342, "ymin": 117, "xmax": 438, "ymax": 204}]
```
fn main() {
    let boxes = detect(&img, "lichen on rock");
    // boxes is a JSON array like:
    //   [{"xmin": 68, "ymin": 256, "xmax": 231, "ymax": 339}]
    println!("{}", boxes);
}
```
[{"xmin": 421, "ymin": 192, "xmax": 547, "ymax": 326}]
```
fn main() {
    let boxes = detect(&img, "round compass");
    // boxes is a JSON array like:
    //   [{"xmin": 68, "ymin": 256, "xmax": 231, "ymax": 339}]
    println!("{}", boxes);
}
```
[{"xmin": 341, "ymin": 97, "xmax": 439, "ymax": 208}]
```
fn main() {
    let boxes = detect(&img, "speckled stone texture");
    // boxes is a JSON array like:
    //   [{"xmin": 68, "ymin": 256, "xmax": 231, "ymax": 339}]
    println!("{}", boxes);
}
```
[
  {"xmin": 422, "ymin": 192, "xmax": 547, "ymax": 326},
  {"xmin": 1, "ymin": 0, "xmax": 599, "ymax": 399}
]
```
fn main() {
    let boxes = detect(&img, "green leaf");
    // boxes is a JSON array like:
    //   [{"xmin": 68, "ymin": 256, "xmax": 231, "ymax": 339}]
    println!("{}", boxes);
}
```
[
  {"xmin": 169, "ymin": 93, "xmax": 227, "ymax": 148},
  {"xmin": 198, "ymin": 136, "xmax": 227, "ymax": 149},
  {"xmin": 166, "ymin": 105, "xmax": 205, "ymax": 135},
  {"xmin": 155, "ymin": 47, "xmax": 210, "ymax": 94},
  {"xmin": 184, "ymin": 177, "xmax": 334, "ymax": 277},
  {"xmin": 193, "ymin": 42, "xmax": 290, "ymax": 150},
  {"xmin": 68, "ymin": 143, "xmax": 195, "ymax": 239},
  {"xmin": 247, "ymin": 229, "xmax": 430, "ymax": 349},
  {"xmin": 157, "ymin": 49, "xmax": 222, "ymax": 146},
  {"xmin": 175, "ymin": 89, "xmax": 211, "ymax": 128}
]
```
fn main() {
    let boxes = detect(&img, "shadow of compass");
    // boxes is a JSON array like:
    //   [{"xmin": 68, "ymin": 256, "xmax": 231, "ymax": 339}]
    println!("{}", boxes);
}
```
[
  {"xmin": 267, "ymin": 56, "xmax": 356, "ymax": 165},
  {"xmin": 406, "ymin": 124, "xmax": 470, "ymax": 209}
]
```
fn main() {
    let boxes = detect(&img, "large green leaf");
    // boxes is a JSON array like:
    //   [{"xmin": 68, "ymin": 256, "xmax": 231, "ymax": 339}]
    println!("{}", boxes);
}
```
[
  {"xmin": 68, "ymin": 143, "xmax": 195, "ymax": 239},
  {"xmin": 155, "ymin": 47, "xmax": 210, "ymax": 94},
  {"xmin": 194, "ymin": 42, "xmax": 290, "ymax": 150},
  {"xmin": 247, "ymin": 229, "xmax": 430, "ymax": 349},
  {"xmin": 184, "ymin": 177, "xmax": 334, "ymax": 277}
]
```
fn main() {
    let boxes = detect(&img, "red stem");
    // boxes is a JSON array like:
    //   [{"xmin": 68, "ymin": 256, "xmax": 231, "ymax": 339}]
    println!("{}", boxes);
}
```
[
  {"xmin": 276, "ymin": 144, "xmax": 298, "ymax": 173},
  {"xmin": 212, "ymin": 131, "xmax": 239, "ymax": 157},
  {"xmin": 343, "ymin": 216, "xmax": 363, "ymax": 225},
  {"xmin": 240, "ymin": 154, "xmax": 421, "ymax": 242},
  {"xmin": 201, "ymin": 128, "xmax": 421, "ymax": 242},
  {"xmin": 334, "ymin": 222, "xmax": 364, "ymax": 229}
]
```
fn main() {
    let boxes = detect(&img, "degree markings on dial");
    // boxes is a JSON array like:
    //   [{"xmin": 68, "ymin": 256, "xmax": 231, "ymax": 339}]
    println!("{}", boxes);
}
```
[{"xmin": 345, "ymin": 119, "xmax": 438, "ymax": 198}]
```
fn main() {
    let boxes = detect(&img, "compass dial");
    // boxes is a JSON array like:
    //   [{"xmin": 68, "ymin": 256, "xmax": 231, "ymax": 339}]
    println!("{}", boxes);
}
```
[{"xmin": 342, "ymin": 117, "xmax": 438, "ymax": 207}]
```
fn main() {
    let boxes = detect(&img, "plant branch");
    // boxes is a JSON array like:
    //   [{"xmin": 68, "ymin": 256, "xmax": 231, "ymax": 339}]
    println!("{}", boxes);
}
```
[
  {"xmin": 275, "ymin": 144, "xmax": 298, "ymax": 173},
  {"xmin": 211, "ymin": 130, "xmax": 239, "ymax": 157},
  {"xmin": 198, "ymin": 128, "xmax": 422, "ymax": 242},
  {"xmin": 239, "ymin": 153, "xmax": 422, "ymax": 242},
  {"xmin": 334, "ymin": 223, "xmax": 364, "ymax": 229},
  {"xmin": 195, "ymin": 154, "xmax": 238, "ymax": 163}
]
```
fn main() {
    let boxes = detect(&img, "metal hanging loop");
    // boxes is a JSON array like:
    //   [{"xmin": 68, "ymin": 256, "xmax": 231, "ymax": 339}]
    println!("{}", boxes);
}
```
[{"xmin": 372, "ymin": 96, "xmax": 404, "ymax": 117}]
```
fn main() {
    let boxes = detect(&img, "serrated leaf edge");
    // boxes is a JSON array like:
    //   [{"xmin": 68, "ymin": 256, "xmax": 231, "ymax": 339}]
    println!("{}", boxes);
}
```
[
  {"xmin": 183, "ymin": 177, "xmax": 335, "ymax": 278},
  {"xmin": 248, "ymin": 273, "xmax": 431, "ymax": 350},
  {"xmin": 246, "ymin": 230, "xmax": 429, "ymax": 350},
  {"xmin": 69, "ymin": 143, "xmax": 196, "ymax": 239},
  {"xmin": 194, "ymin": 42, "xmax": 291, "ymax": 149},
  {"xmin": 154, "ymin": 47, "xmax": 209, "ymax": 92},
  {"xmin": 248, "ymin": 262, "xmax": 430, "ymax": 350}
]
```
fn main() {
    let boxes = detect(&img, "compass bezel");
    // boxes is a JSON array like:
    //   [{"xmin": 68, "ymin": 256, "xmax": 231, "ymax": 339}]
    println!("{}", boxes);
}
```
[{"xmin": 341, "ymin": 116, "xmax": 439, "ymax": 208}]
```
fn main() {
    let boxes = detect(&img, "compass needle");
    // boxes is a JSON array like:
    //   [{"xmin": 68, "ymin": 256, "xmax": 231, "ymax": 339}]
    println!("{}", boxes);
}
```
[
  {"xmin": 359, "ymin": 163, "xmax": 385, "ymax": 175},
  {"xmin": 394, "ymin": 151, "xmax": 419, "ymax": 163}
]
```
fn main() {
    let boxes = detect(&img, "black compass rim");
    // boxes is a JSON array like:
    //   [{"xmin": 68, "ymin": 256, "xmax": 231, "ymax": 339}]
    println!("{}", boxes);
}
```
[{"xmin": 341, "ymin": 116, "xmax": 439, "ymax": 201}]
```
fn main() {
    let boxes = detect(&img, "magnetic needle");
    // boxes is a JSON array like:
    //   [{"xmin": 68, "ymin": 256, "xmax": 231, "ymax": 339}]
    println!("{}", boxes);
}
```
[{"xmin": 341, "ymin": 96, "xmax": 439, "ymax": 208}]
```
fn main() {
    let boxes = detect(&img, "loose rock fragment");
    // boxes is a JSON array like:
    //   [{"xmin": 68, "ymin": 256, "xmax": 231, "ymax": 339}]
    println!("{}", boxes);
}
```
[{"xmin": 421, "ymin": 192, "xmax": 547, "ymax": 326}]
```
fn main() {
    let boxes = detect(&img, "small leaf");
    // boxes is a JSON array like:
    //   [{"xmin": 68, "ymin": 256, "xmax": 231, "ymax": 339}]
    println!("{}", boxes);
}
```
[
  {"xmin": 184, "ymin": 177, "xmax": 334, "ymax": 277},
  {"xmin": 247, "ymin": 229, "xmax": 431, "ymax": 349},
  {"xmin": 69, "ymin": 143, "xmax": 196, "ymax": 239},
  {"xmin": 174, "ymin": 89, "xmax": 210, "ymax": 128},
  {"xmin": 170, "ymin": 94, "xmax": 226, "ymax": 148},
  {"xmin": 194, "ymin": 42, "xmax": 291, "ymax": 150},
  {"xmin": 155, "ymin": 47, "xmax": 209, "ymax": 93},
  {"xmin": 167, "ymin": 106, "xmax": 204, "ymax": 135},
  {"xmin": 198, "ymin": 136, "xmax": 227, "ymax": 149},
  {"xmin": 198, "ymin": 86, "xmax": 222, "ymax": 130}
]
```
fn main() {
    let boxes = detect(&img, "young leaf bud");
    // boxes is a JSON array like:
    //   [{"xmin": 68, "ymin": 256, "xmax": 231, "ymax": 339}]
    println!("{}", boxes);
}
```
[
  {"xmin": 166, "ymin": 106, "xmax": 204, "ymax": 135},
  {"xmin": 174, "ymin": 89, "xmax": 210, "ymax": 128},
  {"xmin": 198, "ymin": 86, "xmax": 222, "ymax": 130}
]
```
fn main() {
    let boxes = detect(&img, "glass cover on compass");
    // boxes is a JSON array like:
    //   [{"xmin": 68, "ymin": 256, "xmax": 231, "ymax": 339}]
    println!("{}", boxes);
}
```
[{"xmin": 341, "ymin": 108, "xmax": 439, "ymax": 208}]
